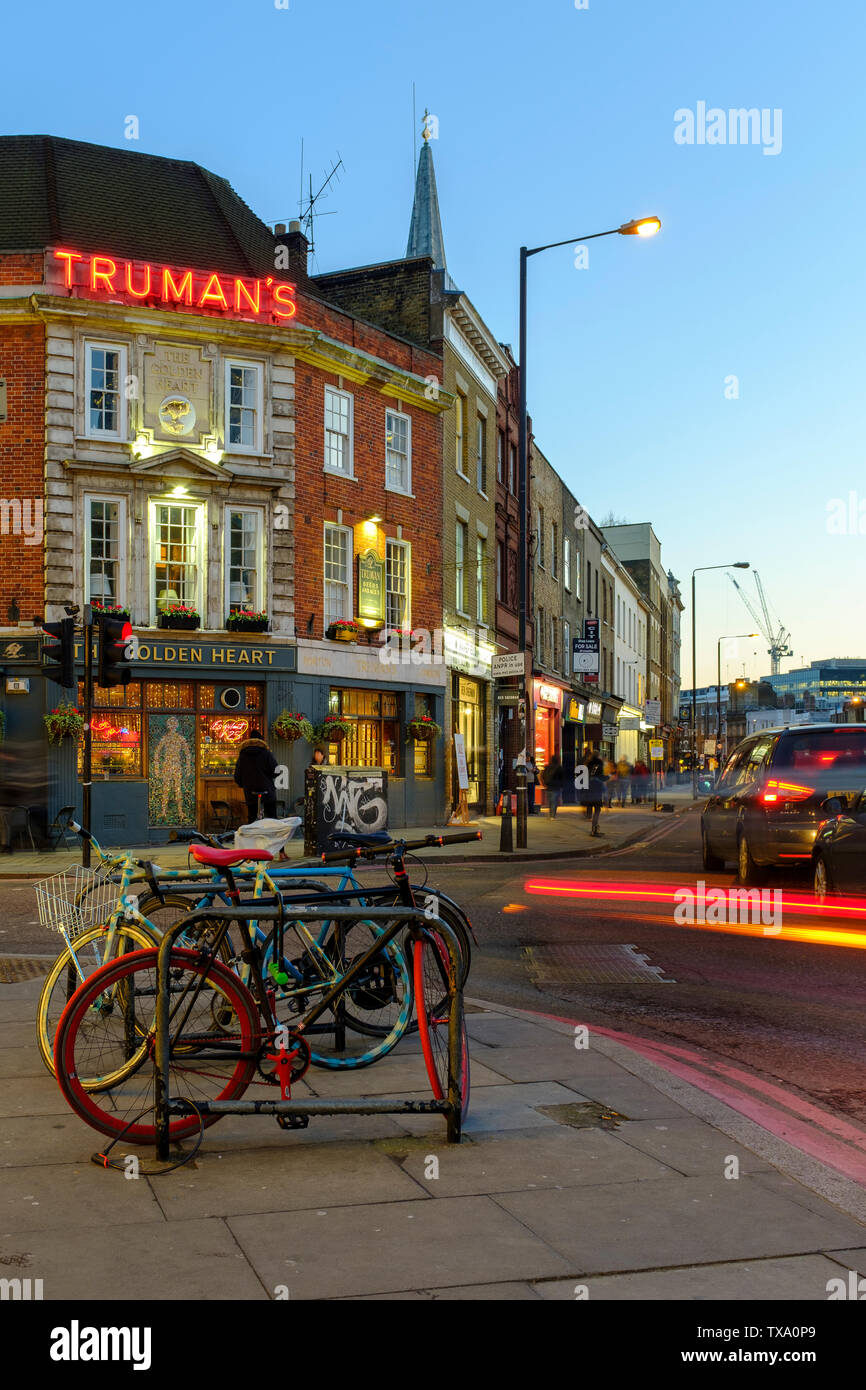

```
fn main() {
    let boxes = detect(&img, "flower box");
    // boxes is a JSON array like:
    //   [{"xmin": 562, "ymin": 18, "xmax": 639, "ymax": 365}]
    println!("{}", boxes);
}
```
[
  {"xmin": 159, "ymin": 606, "xmax": 200, "ymax": 631},
  {"xmin": 326, "ymin": 620, "xmax": 362, "ymax": 642},
  {"xmin": 92, "ymin": 602, "xmax": 131, "ymax": 621},
  {"xmin": 227, "ymin": 609, "xmax": 269, "ymax": 634}
]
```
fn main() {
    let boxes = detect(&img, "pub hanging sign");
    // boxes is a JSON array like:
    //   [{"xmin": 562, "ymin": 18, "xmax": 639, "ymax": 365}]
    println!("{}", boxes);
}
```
[{"xmin": 357, "ymin": 549, "xmax": 385, "ymax": 625}]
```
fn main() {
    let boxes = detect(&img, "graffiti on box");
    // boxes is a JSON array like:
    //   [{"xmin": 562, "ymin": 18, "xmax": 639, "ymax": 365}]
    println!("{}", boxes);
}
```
[{"xmin": 305, "ymin": 767, "xmax": 389, "ymax": 853}]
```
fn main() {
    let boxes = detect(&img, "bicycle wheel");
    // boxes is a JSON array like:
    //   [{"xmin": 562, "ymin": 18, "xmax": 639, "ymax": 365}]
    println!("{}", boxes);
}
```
[
  {"xmin": 137, "ymin": 892, "xmax": 235, "ymax": 965},
  {"xmin": 414, "ymin": 929, "xmax": 470, "ymax": 1117},
  {"xmin": 262, "ymin": 916, "xmax": 413, "ymax": 1069},
  {"xmin": 54, "ymin": 948, "xmax": 261, "ymax": 1144},
  {"xmin": 36, "ymin": 921, "xmax": 158, "ymax": 1079}
]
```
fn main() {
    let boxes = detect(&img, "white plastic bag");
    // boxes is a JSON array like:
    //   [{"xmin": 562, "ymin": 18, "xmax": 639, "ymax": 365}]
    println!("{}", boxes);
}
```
[{"xmin": 233, "ymin": 817, "xmax": 302, "ymax": 856}]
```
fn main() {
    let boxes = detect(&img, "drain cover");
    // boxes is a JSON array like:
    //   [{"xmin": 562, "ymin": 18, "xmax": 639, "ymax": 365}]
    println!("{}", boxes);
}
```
[
  {"xmin": 523, "ymin": 942, "xmax": 674, "ymax": 986},
  {"xmin": 0, "ymin": 956, "xmax": 53, "ymax": 983}
]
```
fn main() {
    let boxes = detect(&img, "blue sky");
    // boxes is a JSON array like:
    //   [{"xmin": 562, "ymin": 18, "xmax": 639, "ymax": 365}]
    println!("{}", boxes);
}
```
[{"xmin": 3, "ymin": 0, "xmax": 864, "ymax": 686}]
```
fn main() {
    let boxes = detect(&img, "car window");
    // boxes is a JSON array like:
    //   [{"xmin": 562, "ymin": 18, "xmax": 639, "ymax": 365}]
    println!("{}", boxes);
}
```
[
  {"xmin": 772, "ymin": 730, "xmax": 866, "ymax": 772},
  {"xmin": 719, "ymin": 745, "xmax": 753, "ymax": 789}
]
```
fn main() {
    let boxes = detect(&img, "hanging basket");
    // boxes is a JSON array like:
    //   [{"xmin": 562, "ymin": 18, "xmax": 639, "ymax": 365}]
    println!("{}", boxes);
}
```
[
  {"xmin": 406, "ymin": 717, "xmax": 442, "ymax": 741},
  {"xmin": 272, "ymin": 711, "xmax": 314, "ymax": 743},
  {"xmin": 44, "ymin": 705, "xmax": 85, "ymax": 744},
  {"xmin": 314, "ymin": 716, "xmax": 353, "ymax": 743}
]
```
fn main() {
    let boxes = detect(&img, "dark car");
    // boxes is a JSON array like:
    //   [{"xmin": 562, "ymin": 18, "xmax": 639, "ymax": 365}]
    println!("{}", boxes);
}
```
[
  {"xmin": 812, "ymin": 791, "xmax": 866, "ymax": 897},
  {"xmin": 699, "ymin": 724, "xmax": 866, "ymax": 885}
]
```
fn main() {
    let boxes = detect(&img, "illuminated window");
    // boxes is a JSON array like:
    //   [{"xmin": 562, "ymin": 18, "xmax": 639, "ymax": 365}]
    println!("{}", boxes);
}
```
[
  {"xmin": 86, "ymin": 496, "xmax": 126, "ymax": 609},
  {"xmin": 324, "ymin": 387, "xmax": 353, "ymax": 476},
  {"xmin": 151, "ymin": 503, "xmax": 204, "ymax": 623},
  {"xmin": 386, "ymin": 539, "xmax": 410, "ymax": 628},
  {"xmin": 85, "ymin": 342, "xmax": 126, "ymax": 438},
  {"xmin": 324, "ymin": 523, "xmax": 352, "ymax": 627},
  {"xmin": 225, "ymin": 508, "xmax": 263, "ymax": 613},
  {"xmin": 328, "ymin": 687, "xmax": 400, "ymax": 774},
  {"xmin": 225, "ymin": 359, "xmax": 263, "ymax": 452},
  {"xmin": 385, "ymin": 409, "xmax": 411, "ymax": 493}
]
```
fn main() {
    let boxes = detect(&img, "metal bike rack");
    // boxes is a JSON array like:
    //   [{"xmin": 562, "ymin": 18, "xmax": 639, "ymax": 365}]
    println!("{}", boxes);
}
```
[{"xmin": 153, "ymin": 904, "xmax": 466, "ymax": 1163}]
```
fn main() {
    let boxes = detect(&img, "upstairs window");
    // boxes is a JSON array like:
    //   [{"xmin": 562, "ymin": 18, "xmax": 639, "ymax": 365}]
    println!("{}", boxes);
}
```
[
  {"xmin": 86, "ymin": 343, "xmax": 126, "ymax": 438},
  {"xmin": 86, "ymin": 496, "xmax": 126, "ymax": 607},
  {"xmin": 385, "ymin": 409, "xmax": 411, "ymax": 493},
  {"xmin": 225, "ymin": 360, "xmax": 263, "ymax": 452},
  {"xmin": 226, "ymin": 508, "xmax": 263, "ymax": 614},
  {"xmin": 324, "ymin": 387, "xmax": 353, "ymax": 476},
  {"xmin": 386, "ymin": 539, "xmax": 410, "ymax": 629},
  {"xmin": 324, "ymin": 524, "xmax": 352, "ymax": 628}
]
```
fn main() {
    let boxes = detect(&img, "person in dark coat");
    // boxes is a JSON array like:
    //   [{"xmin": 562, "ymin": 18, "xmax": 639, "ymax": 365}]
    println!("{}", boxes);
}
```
[
  {"xmin": 586, "ymin": 750, "xmax": 607, "ymax": 836},
  {"xmin": 542, "ymin": 754, "xmax": 564, "ymax": 817},
  {"xmin": 233, "ymin": 734, "xmax": 278, "ymax": 823}
]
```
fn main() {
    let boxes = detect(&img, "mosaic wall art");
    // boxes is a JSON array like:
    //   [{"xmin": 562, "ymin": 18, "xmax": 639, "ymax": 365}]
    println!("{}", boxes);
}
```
[{"xmin": 148, "ymin": 713, "xmax": 196, "ymax": 826}]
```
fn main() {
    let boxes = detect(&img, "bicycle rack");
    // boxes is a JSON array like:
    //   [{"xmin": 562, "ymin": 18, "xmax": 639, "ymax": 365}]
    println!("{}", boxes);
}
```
[{"xmin": 152, "ymin": 904, "xmax": 466, "ymax": 1164}]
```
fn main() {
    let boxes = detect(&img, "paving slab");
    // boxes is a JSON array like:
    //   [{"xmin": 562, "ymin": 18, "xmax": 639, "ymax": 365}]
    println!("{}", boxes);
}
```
[
  {"xmin": 228, "ymin": 1194, "xmax": 570, "ymax": 1299},
  {"xmin": 477, "ymin": 1044, "xmax": 633, "ymax": 1085},
  {"xmin": 423, "ymin": 1280, "xmax": 542, "ymax": 1299},
  {"xmin": 532, "ymin": 1254, "xmax": 849, "ymax": 1301},
  {"xmin": 204, "ymin": 1108, "xmax": 408, "ymax": 1150},
  {"xmin": 0, "ymin": 1217, "xmax": 265, "ymax": 1300},
  {"xmin": 616, "ymin": 1118, "xmax": 775, "ymax": 1177},
  {"xmin": 557, "ymin": 1074, "xmax": 697, "ymax": 1121},
  {"xmin": 386, "ymin": 1126, "xmax": 676, "ymax": 1197},
  {"xmin": 465, "ymin": 1015, "xmax": 568, "ymax": 1049},
  {"xmin": 825, "ymin": 1249, "xmax": 866, "ymax": 1281},
  {"xmin": 0, "ymin": 1160, "xmax": 164, "ymax": 1233},
  {"xmin": 0, "ymin": 1113, "xmax": 105, "ymax": 1168},
  {"xmin": 0, "ymin": 1043, "xmax": 49, "ymax": 1079},
  {"xmin": 495, "ymin": 1174, "xmax": 866, "ymax": 1272},
  {"xmin": 303, "ymin": 1054, "xmax": 507, "ymax": 1097},
  {"xmin": 0, "ymin": 1073, "xmax": 78, "ymax": 1119},
  {"xmin": 389, "ymin": 1081, "xmax": 582, "ymax": 1136},
  {"xmin": 153, "ymin": 1142, "xmax": 425, "ymax": 1221}
]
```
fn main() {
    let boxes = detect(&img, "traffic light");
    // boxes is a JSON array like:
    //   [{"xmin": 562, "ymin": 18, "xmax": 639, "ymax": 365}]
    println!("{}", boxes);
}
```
[
  {"xmin": 98, "ymin": 614, "xmax": 133, "ymax": 689},
  {"xmin": 41, "ymin": 617, "xmax": 75, "ymax": 688}
]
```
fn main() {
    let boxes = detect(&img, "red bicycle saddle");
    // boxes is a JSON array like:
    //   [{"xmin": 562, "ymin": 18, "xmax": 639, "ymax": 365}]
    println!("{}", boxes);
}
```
[{"xmin": 191, "ymin": 845, "xmax": 274, "ymax": 866}]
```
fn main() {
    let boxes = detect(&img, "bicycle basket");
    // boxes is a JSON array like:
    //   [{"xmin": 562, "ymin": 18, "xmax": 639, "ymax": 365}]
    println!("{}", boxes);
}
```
[{"xmin": 33, "ymin": 865, "xmax": 117, "ymax": 938}]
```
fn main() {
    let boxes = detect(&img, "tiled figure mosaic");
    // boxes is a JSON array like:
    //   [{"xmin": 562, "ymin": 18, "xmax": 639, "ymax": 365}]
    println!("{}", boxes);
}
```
[{"xmin": 148, "ymin": 713, "xmax": 195, "ymax": 825}]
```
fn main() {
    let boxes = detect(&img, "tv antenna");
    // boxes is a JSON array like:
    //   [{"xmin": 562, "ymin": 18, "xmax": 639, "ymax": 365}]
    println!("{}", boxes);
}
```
[{"xmin": 297, "ymin": 145, "xmax": 344, "ymax": 260}]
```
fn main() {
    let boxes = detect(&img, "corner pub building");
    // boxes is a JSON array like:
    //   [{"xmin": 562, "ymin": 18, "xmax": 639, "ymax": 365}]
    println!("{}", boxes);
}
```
[{"xmin": 0, "ymin": 136, "xmax": 450, "ymax": 845}]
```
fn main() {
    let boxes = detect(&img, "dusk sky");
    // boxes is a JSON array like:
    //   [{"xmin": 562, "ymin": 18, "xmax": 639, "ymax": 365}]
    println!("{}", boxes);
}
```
[{"xmin": 3, "ymin": 0, "xmax": 863, "ymax": 686}]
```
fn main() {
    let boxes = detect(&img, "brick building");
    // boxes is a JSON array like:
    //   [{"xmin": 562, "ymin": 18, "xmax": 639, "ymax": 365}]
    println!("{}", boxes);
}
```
[{"xmin": 0, "ymin": 136, "xmax": 451, "ymax": 843}]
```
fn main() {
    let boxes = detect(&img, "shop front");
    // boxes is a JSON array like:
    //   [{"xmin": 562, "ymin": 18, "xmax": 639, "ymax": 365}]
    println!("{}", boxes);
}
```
[
  {"xmin": 561, "ymin": 692, "xmax": 586, "ymax": 803},
  {"xmin": 615, "ymin": 705, "xmax": 643, "ymax": 765},
  {"xmin": 63, "ymin": 635, "xmax": 298, "ymax": 844},
  {"xmin": 452, "ymin": 674, "xmax": 486, "ymax": 809},
  {"xmin": 533, "ymin": 679, "xmax": 562, "ymax": 809}
]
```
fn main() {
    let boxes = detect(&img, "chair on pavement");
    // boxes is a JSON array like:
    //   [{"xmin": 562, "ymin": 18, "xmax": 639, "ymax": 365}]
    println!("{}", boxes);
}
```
[
  {"xmin": 4, "ymin": 806, "xmax": 36, "ymax": 852},
  {"xmin": 208, "ymin": 799, "xmax": 233, "ymax": 833},
  {"xmin": 45, "ymin": 804, "xmax": 77, "ymax": 851}
]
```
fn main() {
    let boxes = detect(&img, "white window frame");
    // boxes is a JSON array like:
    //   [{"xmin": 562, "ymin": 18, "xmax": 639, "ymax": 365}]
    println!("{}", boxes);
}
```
[
  {"xmin": 563, "ymin": 620, "xmax": 570, "ymax": 676},
  {"xmin": 563, "ymin": 536, "xmax": 571, "ymax": 592},
  {"xmin": 551, "ymin": 522, "xmax": 558, "ymax": 579},
  {"xmin": 224, "ymin": 505, "xmax": 266, "ymax": 617},
  {"xmin": 324, "ymin": 386, "xmax": 354, "ymax": 478},
  {"xmin": 224, "ymin": 357, "xmax": 264, "ymax": 455},
  {"xmin": 476, "ymin": 533, "xmax": 486, "ymax": 622},
  {"xmin": 476, "ymin": 415, "xmax": 487, "ymax": 497},
  {"xmin": 455, "ymin": 394, "xmax": 469, "ymax": 479},
  {"xmin": 85, "ymin": 494, "xmax": 128, "ymax": 607},
  {"xmin": 385, "ymin": 408, "xmax": 412, "ymax": 495},
  {"xmin": 149, "ymin": 499, "xmax": 206, "ymax": 626},
  {"xmin": 456, "ymin": 520, "xmax": 468, "ymax": 614},
  {"xmin": 84, "ymin": 341, "xmax": 128, "ymax": 441},
  {"xmin": 323, "ymin": 523, "xmax": 353, "ymax": 628},
  {"xmin": 385, "ymin": 538, "xmax": 411, "ymax": 629}
]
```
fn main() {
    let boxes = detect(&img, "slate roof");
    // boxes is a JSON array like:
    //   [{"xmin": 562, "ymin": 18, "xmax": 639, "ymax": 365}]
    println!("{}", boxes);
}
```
[{"xmin": 0, "ymin": 135, "xmax": 277, "ymax": 275}]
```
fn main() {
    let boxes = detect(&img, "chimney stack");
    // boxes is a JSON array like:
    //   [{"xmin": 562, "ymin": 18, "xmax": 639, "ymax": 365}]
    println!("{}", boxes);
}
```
[{"xmin": 274, "ymin": 220, "xmax": 310, "ymax": 285}]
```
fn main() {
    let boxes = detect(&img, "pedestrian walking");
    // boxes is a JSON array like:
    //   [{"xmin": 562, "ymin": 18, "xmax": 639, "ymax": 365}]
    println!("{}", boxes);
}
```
[
  {"xmin": 602, "ymin": 758, "xmax": 616, "ymax": 808},
  {"xmin": 233, "ymin": 732, "xmax": 279, "ymax": 824},
  {"xmin": 633, "ymin": 759, "xmax": 649, "ymax": 804},
  {"xmin": 615, "ymin": 757, "xmax": 632, "ymax": 806},
  {"xmin": 586, "ymin": 751, "xmax": 607, "ymax": 836},
  {"xmin": 542, "ymin": 754, "xmax": 564, "ymax": 817}
]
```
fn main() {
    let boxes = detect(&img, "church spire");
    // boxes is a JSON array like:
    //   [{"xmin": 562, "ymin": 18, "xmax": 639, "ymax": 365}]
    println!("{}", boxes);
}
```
[{"xmin": 405, "ymin": 111, "xmax": 447, "ymax": 271}]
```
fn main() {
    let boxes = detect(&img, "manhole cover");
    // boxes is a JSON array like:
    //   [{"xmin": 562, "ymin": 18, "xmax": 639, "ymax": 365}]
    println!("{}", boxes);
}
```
[
  {"xmin": 0, "ymin": 956, "xmax": 53, "ymax": 983},
  {"xmin": 523, "ymin": 942, "xmax": 674, "ymax": 986}
]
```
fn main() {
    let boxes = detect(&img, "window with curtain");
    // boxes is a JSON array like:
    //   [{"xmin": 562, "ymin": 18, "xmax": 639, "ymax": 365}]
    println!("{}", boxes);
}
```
[
  {"xmin": 386, "ymin": 538, "xmax": 409, "ymax": 628},
  {"xmin": 324, "ymin": 524, "xmax": 351, "ymax": 627},
  {"xmin": 153, "ymin": 503, "xmax": 202, "ymax": 618}
]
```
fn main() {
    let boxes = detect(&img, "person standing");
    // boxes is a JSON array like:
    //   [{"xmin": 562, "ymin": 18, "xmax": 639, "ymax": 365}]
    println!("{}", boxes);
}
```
[
  {"xmin": 525, "ymin": 755, "xmax": 539, "ymax": 814},
  {"xmin": 542, "ymin": 754, "xmax": 564, "ymax": 817},
  {"xmin": 615, "ymin": 756, "xmax": 632, "ymax": 807},
  {"xmin": 233, "ymin": 732, "xmax": 279, "ymax": 823},
  {"xmin": 632, "ymin": 759, "xmax": 649, "ymax": 804}
]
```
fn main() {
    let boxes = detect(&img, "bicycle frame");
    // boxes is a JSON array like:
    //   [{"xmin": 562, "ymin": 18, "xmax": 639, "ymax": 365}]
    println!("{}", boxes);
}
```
[{"xmin": 152, "ymin": 903, "xmax": 466, "ymax": 1158}]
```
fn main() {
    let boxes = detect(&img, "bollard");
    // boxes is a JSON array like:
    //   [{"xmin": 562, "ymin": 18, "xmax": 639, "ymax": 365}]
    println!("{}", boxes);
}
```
[{"xmin": 499, "ymin": 793, "xmax": 514, "ymax": 852}]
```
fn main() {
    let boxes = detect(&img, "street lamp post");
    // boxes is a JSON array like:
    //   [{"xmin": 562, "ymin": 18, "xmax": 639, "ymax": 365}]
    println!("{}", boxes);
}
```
[
  {"xmin": 717, "ymin": 632, "xmax": 759, "ymax": 764},
  {"xmin": 691, "ymin": 563, "xmax": 750, "ymax": 798},
  {"xmin": 517, "ymin": 216, "xmax": 661, "ymax": 846}
]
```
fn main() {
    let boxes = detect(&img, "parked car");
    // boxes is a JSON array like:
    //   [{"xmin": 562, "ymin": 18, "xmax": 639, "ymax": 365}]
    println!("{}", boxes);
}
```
[
  {"xmin": 812, "ymin": 791, "xmax": 866, "ymax": 897},
  {"xmin": 699, "ymin": 724, "xmax": 866, "ymax": 885}
]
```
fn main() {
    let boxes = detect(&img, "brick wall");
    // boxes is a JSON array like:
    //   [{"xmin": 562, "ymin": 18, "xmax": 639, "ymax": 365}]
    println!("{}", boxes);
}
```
[
  {"xmin": 0, "ymin": 254, "xmax": 45, "ymax": 615},
  {"xmin": 311, "ymin": 260, "xmax": 434, "ymax": 351},
  {"xmin": 292, "ymin": 360, "xmax": 443, "ymax": 642}
]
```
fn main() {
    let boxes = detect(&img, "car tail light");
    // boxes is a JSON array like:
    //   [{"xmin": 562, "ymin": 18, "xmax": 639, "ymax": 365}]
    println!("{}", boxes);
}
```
[{"xmin": 762, "ymin": 778, "xmax": 815, "ymax": 804}]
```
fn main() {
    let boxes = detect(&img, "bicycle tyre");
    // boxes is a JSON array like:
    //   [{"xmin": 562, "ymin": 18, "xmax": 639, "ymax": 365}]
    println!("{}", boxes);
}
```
[
  {"xmin": 36, "ymin": 920, "xmax": 158, "ymax": 1079},
  {"xmin": 54, "ymin": 948, "xmax": 261, "ymax": 1144},
  {"xmin": 413, "ymin": 929, "xmax": 470, "ymax": 1116}
]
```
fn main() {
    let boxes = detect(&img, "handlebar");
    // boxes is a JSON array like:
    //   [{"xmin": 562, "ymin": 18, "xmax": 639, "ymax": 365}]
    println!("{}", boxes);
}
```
[
  {"xmin": 169, "ymin": 828, "xmax": 235, "ymax": 847},
  {"xmin": 320, "ymin": 831, "xmax": 482, "ymax": 864}
]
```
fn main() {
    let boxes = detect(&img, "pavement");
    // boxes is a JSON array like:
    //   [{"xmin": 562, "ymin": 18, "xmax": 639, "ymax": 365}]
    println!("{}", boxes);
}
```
[
  {"xmin": 0, "ymin": 785, "xmax": 697, "ymax": 877},
  {"xmin": 1, "ymin": 962, "xmax": 864, "ymax": 1300}
]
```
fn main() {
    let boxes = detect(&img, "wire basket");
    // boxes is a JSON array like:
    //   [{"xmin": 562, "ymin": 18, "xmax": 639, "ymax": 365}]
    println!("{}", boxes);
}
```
[{"xmin": 33, "ymin": 865, "xmax": 118, "ymax": 938}]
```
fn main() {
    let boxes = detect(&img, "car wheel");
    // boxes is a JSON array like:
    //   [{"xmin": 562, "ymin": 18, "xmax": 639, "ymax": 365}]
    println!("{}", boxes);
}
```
[
  {"xmin": 736, "ymin": 831, "xmax": 765, "ymax": 887},
  {"xmin": 813, "ymin": 854, "xmax": 834, "ymax": 901},
  {"xmin": 701, "ymin": 825, "xmax": 724, "ymax": 872}
]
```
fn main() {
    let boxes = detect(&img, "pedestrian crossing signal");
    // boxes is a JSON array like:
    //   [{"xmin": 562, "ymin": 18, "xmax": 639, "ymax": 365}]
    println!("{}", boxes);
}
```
[
  {"xmin": 41, "ymin": 617, "xmax": 75, "ymax": 688},
  {"xmin": 98, "ymin": 615, "xmax": 133, "ymax": 689}
]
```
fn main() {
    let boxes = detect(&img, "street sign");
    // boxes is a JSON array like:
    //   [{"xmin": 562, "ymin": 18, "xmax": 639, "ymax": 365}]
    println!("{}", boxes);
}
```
[
  {"xmin": 649, "ymin": 738, "xmax": 664, "ymax": 760},
  {"xmin": 645, "ymin": 699, "xmax": 661, "ymax": 725},
  {"xmin": 453, "ymin": 732, "xmax": 469, "ymax": 791},
  {"xmin": 492, "ymin": 651, "xmax": 524, "ymax": 679},
  {"xmin": 602, "ymin": 722, "xmax": 618, "ymax": 740}
]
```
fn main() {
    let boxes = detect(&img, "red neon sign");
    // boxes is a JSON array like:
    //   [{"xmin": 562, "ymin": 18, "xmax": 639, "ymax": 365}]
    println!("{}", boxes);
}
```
[{"xmin": 52, "ymin": 250, "xmax": 297, "ymax": 322}]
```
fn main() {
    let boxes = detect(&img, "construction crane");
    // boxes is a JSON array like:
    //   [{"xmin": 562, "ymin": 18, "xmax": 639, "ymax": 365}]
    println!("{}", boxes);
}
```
[{"xmin": 727, "ymin": 571, "xmax": 793, "ymax": 675}]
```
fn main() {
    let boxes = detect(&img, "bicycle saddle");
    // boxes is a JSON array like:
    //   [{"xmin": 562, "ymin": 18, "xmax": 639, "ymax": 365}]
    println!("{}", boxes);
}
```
[
  {"xmin": 328, "ymin": 831, "xmax": 392, "ymax": 847},
  {"xmin": 190, "ymin": 846, "xmax": 274, "ymax": 866}
]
